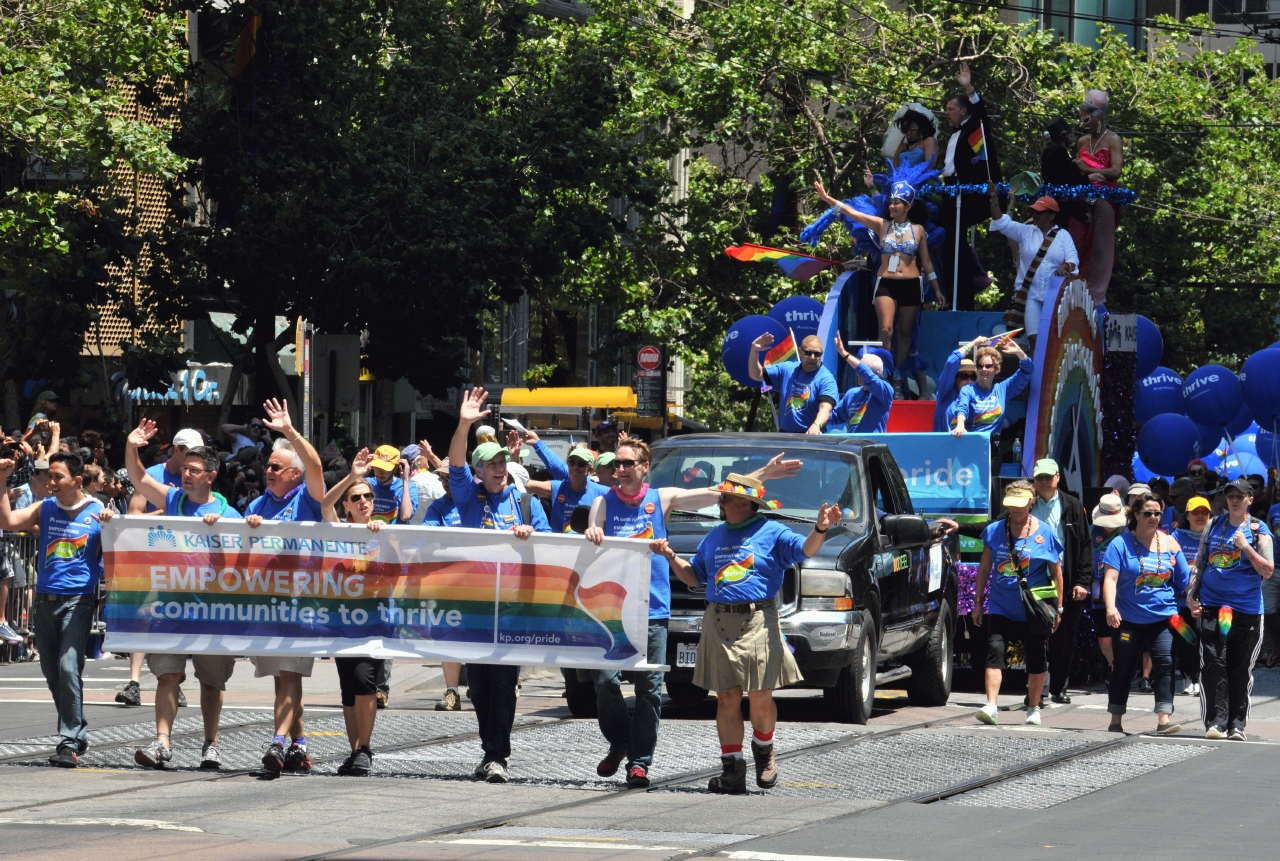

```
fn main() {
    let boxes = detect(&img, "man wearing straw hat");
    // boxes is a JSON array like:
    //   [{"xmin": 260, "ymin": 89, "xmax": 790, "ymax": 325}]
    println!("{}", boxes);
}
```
[{"xmin": 653, "ymin": 474, "xmax": 841, "ymax": 795}]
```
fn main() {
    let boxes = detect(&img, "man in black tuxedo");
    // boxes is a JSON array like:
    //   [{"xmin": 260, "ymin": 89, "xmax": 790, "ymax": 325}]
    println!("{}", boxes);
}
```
[{"xmin": 936, "ymin": 63, "xmax": 1005, "ymax": 311}]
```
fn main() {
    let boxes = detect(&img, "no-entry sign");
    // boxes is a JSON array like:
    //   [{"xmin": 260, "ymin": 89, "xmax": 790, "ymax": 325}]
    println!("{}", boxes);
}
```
[{"xmin": 637, "ymin": 346, "xmax": 662, "ymax": 371}]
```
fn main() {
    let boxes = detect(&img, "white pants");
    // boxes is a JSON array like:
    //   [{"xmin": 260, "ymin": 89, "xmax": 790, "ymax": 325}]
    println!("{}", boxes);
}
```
[{"xmin": 1025, "ymin": 295, "xmax": 1045, "ymax": 337}]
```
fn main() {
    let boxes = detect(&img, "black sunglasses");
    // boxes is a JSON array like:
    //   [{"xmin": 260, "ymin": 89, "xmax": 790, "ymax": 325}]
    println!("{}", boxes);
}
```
[
  {"xmin": 1138, "ymin": 510, "xmax": 1162, "ymax": 519},
  {"xmin": 614, "ymin": 459, "xmax": 641, "ymax": 469},
  {"xmin": 264, "ymin": 462, "xmax": 290, "ymax": 473},
  {"xmin": 956, "ymin": 372, "xmax": 977, "ymax": 381},
  {"xmin": 802, "ymin": 350, "xmax": 823, "ymax": 357},
  {"xmin": 347, "ymin": 492, "xmax": 374, "ymax": 503},
  {"xmin": 977, "ymin": 363, "xmax": 997, "ymax": 370}
]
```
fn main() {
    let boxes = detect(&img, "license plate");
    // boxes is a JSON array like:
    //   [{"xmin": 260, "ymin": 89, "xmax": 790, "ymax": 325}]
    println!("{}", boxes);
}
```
[{"xmin": 675, "ymin": 642, "xmax": 698, "ymax": 668}]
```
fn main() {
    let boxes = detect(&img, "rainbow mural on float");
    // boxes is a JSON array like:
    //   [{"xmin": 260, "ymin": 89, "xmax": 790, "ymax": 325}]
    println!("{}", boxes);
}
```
[{"xmin": 100, "ymin": 519, "xmax": 653, "ymax": 669}]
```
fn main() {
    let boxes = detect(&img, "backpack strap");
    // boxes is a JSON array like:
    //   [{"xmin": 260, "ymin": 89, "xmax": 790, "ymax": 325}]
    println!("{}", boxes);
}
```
[{"xmin": 519, "ymin": 491, "xmax": 533, "ymax": 528}]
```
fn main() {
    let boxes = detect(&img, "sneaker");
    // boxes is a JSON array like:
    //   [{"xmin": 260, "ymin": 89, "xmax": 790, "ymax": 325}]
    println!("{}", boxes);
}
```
[
  {"xmin": 708, "ymin": 755, "xmax": 747, "ymax": 795},
  {"xmin": 473, "ymin": 759, "xmax": 488, "ymax": 779},
  {"xmin": 349, "ymin": 746, "xmax": 372, "ymax": 776},
  {"xmin": 1229, "ymin": 729, "xmax": 1246, "ymax": 741},
  {"xmin": 177, "ymin": 687, "xmax": 188, "ymax": 708},
  {"xmin": 976, "ymin": 702, "xmax": 999, "ymax": 725},
  {"xmin": 376, "ymin": 690, "xmax": 389, "ymax": 710},
  {"xmin": 596, "ymin": 748, "xmax": 627, "ymax": 778},
  {"xmin": 1155, "ymin": 723, "xmax": 1182, "ymax": 736},
  {"xmin": 483, "ymin": 761, "xmax": 509, "ymax": 784},
  {"xmin": 134, "ymin": 739, "xmax": 171, "ymax": 769},
  {"xmin": 1183, "ymin": 681, "xmax": 1201, "ymax": 697},
  {"xmin": 1025, "ymin": 707, "xmax": 1042, "ymax": 726},
  {"xmin": 51, "ymin": 747, "xmax": 79, "ymax": 768},
  {"xmin": 625, "ymin": 764, "xmax": 650, "ymax": 788},
  {"xmin": 115, "ymin": 680, "xmax": 142, "ymax": 707},
  {"xmin": 1050, "ymin": 693, "xmax": 1071, "ymax": 705},
  {"xmin": 435, "ymin": 689, "xmax": 461, "ymax": 712},
  {"xmin": 262, "ymin": 740, "xmax": 287, "ymax": 771},
  {"xmin": 1206, "ymin": 726, "xmax": 1227, "ymax": 740},
  {"xmin": 337, "ymin": 752, "xmax": 356, "ymax": 776},
  {"xmin": 200, "ymin": 740, "xmax": 221, "ymax": 770},
  {"xmin": 1138, "ymin": 677, "xmax": 1153, "ymax": 693},
  {"xmin": 284, "ymin": 743, "xmax": 311, "ymax": 773},
  {"xmin": 751, "ymin": 741, "xmax": 778, "ymax": 789},
  {"xmin": 0, "ymin": 622, "xmax": 22, "ymax": 644}
]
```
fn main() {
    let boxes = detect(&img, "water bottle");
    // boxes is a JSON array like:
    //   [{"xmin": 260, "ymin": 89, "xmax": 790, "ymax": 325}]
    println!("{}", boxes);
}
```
[{"xmin": 1011, "ymin": 438, "xmax": 1022, "ymax": 465}]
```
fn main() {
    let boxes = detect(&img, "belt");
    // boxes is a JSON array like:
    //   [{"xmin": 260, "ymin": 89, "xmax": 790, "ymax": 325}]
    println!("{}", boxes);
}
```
[
  {"xmin": 38, "ymin": 592, "xmax": 88, "ymax": 602},
  {"xmin": 712, "ymin": 601, "xmax": 766, "ymax": 614}
]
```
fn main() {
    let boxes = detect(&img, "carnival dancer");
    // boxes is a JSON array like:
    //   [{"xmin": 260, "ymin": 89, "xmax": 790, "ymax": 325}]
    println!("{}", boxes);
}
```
[
  {"xmin": 1188, "ymin": 477, "xmax": 1274, "ymax": 740},
  {"xmin": 449, "ymin": 388, "xmax": 550, "ymax": 783},
  {"xmin": 321, "ymin": 448, "xmax": 389, "ymax": 776},
  {"xmin": 889, "ymin": 107, "xmax": 938, "ymax": 169},
  {"xmin": 827, "ymin": 336, "xmax": 894, "ymax": 433},
  {"xmin": 1073, "ymin": 89, "xmax": 1125, "ymax": 305},
  {"xmin": 653, "ymin": 474, "xmax": 840, "ymax": 794},
  {"xmin": 584, "ymin": 445, "xmax": 801, "ymax": 788},
  {"xmin": 748, "ymin": 333, "xmax": 838, "ymax": 434},
  {"xmin": 1101, "ymin": 491, "xmax": 1190, "ymax": 734},
  {"xmin": 0, "ymin": 452, "xmax": 104, "ymax": 767}
]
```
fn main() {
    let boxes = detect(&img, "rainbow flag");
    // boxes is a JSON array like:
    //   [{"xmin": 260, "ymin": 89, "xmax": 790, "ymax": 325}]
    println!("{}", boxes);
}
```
[
  {"xmin": 725, "ymin": 244, "xmax": 839, "ymax": 283},
  {"xmin": 969, "ymin": 123, "xmax": 988, "ymax": 165},
  {"xmin": 1218, "ymin": 606, "xmax": 1233, "ymax": 635},
  {"xmin": 1169, "ymin": 613, "xmax": 1196, "ymax": 644},
  {"xmin": 763, "ymin": 330, "xmax": 797, "ymax": 367}
]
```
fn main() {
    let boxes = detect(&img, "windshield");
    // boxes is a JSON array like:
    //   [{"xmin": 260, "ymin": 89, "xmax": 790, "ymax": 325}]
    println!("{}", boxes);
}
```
[{"xmin": 650, "ymin": 443, "xmax": 865, "ymax": 530}]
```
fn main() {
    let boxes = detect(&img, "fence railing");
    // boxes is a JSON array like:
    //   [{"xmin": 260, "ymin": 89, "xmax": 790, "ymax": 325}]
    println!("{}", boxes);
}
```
[{"xmin": 2, "ymin": 532, "xmax": 38, "ymax": 663}]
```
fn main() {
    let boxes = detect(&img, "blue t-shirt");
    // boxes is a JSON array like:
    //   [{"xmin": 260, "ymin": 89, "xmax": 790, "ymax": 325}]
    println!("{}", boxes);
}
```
[
  {"xmin": 142, "ymin": 462, "xmax": 183, "ymax": 513},
  {"xmin": 549, "ymin": 479, "xmax": 607, "ymax": 533},
  {"xmin": 37, "ymin": 497, "xmax": 104, "ymax": 595},
  {"xmin": 532, "ymin": 440, "xmax": 571, "ymax": 482},
  {"xmin": 691, "ymin": 517, "xmax": 808, "ymax": 604},
  {"xmin": 164, "ymin": 486, "xmax": 244, "ymax": 520},
  {"xmin": 602, "ymin": 486, "xmax": 670, "ymax": 619},
  {"xmin": 981, "ymin": 516, "xmax": 1063, "ymax": 621},
  {"xmin": 370, "ymin": 476, "xmax": 418, "ymax": 524},
  {"xmin": 1090, "ymin": 525, "xmax": 1127, "ymax": 609},
  {"xmin": 947, "ymin": 356, "xmax": 1034, "ymax": 436},
  {"xmin": 827, "ymin": 364, "xmax": 893, "ymax": 434},
  {"xmin": 763, "ymin": 361, "xmax": 839, "ymax": 433},
  {"xmin": 1267, "ymin": 503, "xmax": 1280, "ymax": 535},
  {"xmin": 1101, "ymin": 533, "xmax": 1190, "ymax": 624},
  {"xmin": 1171, "ymin": 527, "xmax": 1205, "ymax": 605},
  {"xmin": 934, "ymin": 348, "xmax": 968, "ymax": 433},
  {"xmin": 423, "ymin": 495, "xmax": 461, "ymax": 527},
  {"xmin": 245, "ymin": 484, "xmax": 323, "ymax": 522},
  {"xmin": 449, "ymin": 465, "xmax": 550, "ymax": 532},
  {"xmin": 1198, "ymin": 515, "xmax": 1273, "ymax": 614}
]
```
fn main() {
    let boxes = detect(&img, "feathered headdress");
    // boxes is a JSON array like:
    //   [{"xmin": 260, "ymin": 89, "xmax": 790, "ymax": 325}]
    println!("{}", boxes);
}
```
[{"xmin": 800, "ymin": 158, "xmax": 941, "ymax": 255}]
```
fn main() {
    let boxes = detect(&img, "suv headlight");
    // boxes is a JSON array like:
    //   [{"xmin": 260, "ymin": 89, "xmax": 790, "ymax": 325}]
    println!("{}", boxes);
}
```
[{"xmin": 800, "ymin": 570, "xmax": 848, "ymax": 597}]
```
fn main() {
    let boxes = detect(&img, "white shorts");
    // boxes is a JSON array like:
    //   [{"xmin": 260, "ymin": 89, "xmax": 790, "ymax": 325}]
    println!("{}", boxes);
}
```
[{"xmin": 250, "ymin": 656, "xmax": 315, "ymax": 677}]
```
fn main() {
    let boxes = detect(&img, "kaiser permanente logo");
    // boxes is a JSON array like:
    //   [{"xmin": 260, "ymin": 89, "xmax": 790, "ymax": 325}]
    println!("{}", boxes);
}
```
[{"xmin": 147, "ymin": 527, "xmax": 177, "ymax": 548}]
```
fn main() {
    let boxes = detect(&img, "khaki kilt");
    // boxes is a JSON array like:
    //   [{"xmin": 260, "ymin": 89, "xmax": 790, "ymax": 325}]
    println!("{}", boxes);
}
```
[{"xmin": 692, "ymin": 602, "xmax": 803, "ymax": 693}]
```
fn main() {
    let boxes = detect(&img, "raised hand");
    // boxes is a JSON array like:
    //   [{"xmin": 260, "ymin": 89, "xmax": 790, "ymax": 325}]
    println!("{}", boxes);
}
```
[
  {"xmin": 816, "ymin": 503, "xmax": 843, "ymax": 532},
  {"xmin": 813, "ymin": 178, "xmax": 834, "ymax": 203},
  {"xmin": 956, "ymin": 61, "xmax": 972, "ymax": 92},
  {"xmin": 261, "ymin": 398, "xmax": 294, "ymax": 434},
  {"xmin": 459, "ymin": 387, "xmax": 490, "ymax": 426},
  {"xmin": 863, "ymin": 166, "xmax": 875, "ymax": 189},
  {"xmin": 0, "ymin": 458, "xmax": 15, "ymax": 481},
  {"xmin": 521, "ymin": 429, "xmax": 541, "ymax": 446},
  {"xmin": 751, "ymin": 332, "xmax": 775, "ymax": 353},
  {"xmin": 351, "ymin": 448, "xmax": 372, "ymax": 479},
  {"xmin": 833, "ymin": 331, "xmax": 851, "ymax": 361},
  {"xmin": 506, "ymin": 430, "xmax": 522, "ymax": 459},
  {"xmin": 400, "ymin": 458, "xmax": 411, "ymax": 482},
  {"xmin": 760, "ymin": 452, "xmax": 803, "ymax": 479},
  {"xmin": 128, "ymin": 419, "xmax": 158, "ymax": 448}
]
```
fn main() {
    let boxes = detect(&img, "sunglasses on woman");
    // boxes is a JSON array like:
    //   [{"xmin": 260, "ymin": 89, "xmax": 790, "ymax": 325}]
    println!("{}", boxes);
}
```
[
  {"xmin": 1137, "ymin": 510, "xmax": 1162, "ymax": 519},
  {"xmin": 977, "ymin": 363, "xmax": 997, "ymax": 370},
  {"xmin": 347, "ymin": 492, "xmax": 374, "ymax": 503}
]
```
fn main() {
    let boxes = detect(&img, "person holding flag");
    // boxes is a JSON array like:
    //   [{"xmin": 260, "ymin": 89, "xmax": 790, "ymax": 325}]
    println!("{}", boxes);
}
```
[
  {"xmin": 827, "ymin": 335, "xmax": 894, "ymax": 433},
  {"xmin": 748, "ymin": 332, "xmax": 838, "ymax": 434}
]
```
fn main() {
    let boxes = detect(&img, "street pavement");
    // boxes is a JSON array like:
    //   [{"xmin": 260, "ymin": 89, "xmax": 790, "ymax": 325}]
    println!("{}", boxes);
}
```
[{"xmin": 2, "ymin": 655, "xmax": 1280, "ymax": 860}]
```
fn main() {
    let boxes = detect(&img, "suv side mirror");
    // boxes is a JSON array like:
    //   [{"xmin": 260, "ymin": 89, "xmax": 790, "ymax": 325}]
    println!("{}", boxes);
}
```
[
  {"xmin": 880, "ymin": 514, "xmax": 932, "ymax": 546},
  {"xmin": 568, "ymin": 505, "xmax": 592, "ymax": 534}
]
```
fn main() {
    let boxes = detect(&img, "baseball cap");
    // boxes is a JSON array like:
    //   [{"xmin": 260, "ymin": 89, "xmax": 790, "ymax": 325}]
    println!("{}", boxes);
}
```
[
  {"xmin": 1090, "ymin": 493, "xmax": 1126, "ymax": 529},
  {"xmin": 1224, "ymin": 477, "xmax": 1254, "ymax": 496},
  {"xmin": 33, "ymin": 459, "xmax": 50, "ymax": 471},
  {"xmin": 1127, "ymin": 482, "xmax": 1151, "ymax": 498},
  {"xmin": 369, "ymin": 445, "xmax": 401, "ymax": 471},
  {"xmin": 1171, "ymin": 477, "xmax": 1197, "ymax": 496},
  {"xmin": 1029, "ymin": 196, "xmax": 1059, "ymax": 213},
  {"xmin": 35, "ymin": 390, "xmax": 58, "ymax": 402},
  {"xmin": 567, "ymin": 447, "xmax": 596, "ymax": 466},
  {"xmin": 400, "ymin": 444, "xmax": 421, "ymax": 462},
  {"xmin": 1002, "ymin": 485, "xmax": 1035, "ymax": 508},
  {"xmin": 595, "ymin": 452, "xmax": 617, "ymax": 467},
  {"xmin": 470, "ymin": 441, "xmax": 506, "ymax": 468},
  {"xmin": 172, "ymin": 428, "xmax": 203, "ymax": 449},
  {"xmin": 594, "ymin": 419, "xmax": 618, "ymax": 434},
  {"xmin": 1185, "ymin": 496, "xmax": 1211, "ymax": 513},
  {"xmin": 1032, "ymin": 458, "xmax": 1059, "ymax": 478}
]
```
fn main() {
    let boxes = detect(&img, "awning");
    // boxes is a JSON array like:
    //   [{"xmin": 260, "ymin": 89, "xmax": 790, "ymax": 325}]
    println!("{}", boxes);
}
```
[{"xmin": 499, "ymin": 386, "xmax": 637, "ymax": 411}]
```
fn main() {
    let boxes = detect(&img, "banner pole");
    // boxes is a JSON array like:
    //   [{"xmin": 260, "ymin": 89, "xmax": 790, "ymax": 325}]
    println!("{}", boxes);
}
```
[{"xmin": 952, "ymin": 193, "xmax": 962, "ymax": 310}]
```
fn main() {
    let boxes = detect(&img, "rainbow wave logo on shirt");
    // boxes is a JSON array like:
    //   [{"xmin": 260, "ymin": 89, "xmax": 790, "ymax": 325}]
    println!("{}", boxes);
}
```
[
  {"xmin": 1208, "ymin": 549, "xmax": 1240, "ymax": 569},
  {"xmin": 995, "ymin": 555, "xmax": 1029, "ymax": 579},
  {"xmin": 626, "ymin": 523, "xmax": 654, "ymax": 540},
  {"xmin": 715, "ymin": 553, "xmax": 755, "ymax": 587},
  {"xmin": 1135, "ymin": 568, "xmax": 1170, "ymax": 590},
  {"xmin": 974, "ymin": 403, "xmax": 1003, "ymax": 428},
  {"xmin": 786, "ymin": 388, "xmax": 811, "ymax": 412},
  {"xmin": 846, "ymin": 401, "xmax": 868, "ymax": 430},
  {"xmin": 46, "ymin": 534, "xmax": 88, "ymax": 561}
]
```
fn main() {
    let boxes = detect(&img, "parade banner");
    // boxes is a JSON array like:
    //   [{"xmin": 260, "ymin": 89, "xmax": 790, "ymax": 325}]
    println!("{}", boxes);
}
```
[
  {"xmin": 860, "ymin": 432, "xmax": 991, "ymax": 515},
  {"xmin": 101, "ymin": 519, "xmax": 657, "ymax": 670}
]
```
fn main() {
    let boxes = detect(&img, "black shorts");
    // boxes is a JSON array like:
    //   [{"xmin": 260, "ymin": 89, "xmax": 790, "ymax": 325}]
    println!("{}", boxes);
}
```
[
  {"xmin": 335, "ymin": 657, "xmax": 387, "ymax": 707},
  {"xmin": 873, "ymin": 276, "xmax": 923, "ymax": 308},
  {"xmin": 984, "ymin": 613, "xmax": 1048, "ymax": 674}
]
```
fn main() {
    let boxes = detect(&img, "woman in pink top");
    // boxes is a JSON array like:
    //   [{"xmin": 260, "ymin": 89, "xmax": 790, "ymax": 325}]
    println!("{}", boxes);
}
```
[{"xmin": 1073, "ymin": 89, "xmax": 1124, "ymax": 305}]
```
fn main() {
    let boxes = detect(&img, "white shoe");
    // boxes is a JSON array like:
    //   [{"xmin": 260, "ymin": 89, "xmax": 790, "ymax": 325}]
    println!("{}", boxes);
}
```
[
  {"xmin": 1183, "ymin": 681, "xmax": 1200, "ymax": 696},
  {"xmin": 1206, "ymin": 726, "xmax": 1227, "ymax": 740},
  {"xmin": 976, "ymin": 702, "xmax": 999, "ymax": 725},
  {"xmin": 1025, "ymin": 707, "xmax": 1042, "ymax": 726}
]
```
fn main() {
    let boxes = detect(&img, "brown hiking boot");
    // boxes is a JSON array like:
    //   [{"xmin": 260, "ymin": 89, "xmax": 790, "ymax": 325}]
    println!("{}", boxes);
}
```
[
  {"xmin": 707, "ymin": 755, "xmax": 747, "ymax": 795},
  {"xmin": 752, "ymin": 741, "xmax": 778, "ymax": 788}
]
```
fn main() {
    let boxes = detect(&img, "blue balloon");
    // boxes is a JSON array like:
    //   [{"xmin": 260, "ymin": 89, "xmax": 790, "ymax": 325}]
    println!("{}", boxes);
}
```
[
  {"xmin": 1256, "ymin": 430, "xmax": 1280, "ymax": 469},
  {"xmin": 767, "ymin": 296, "xmax": 825, "ymax": 346},
  {"xmin": 1232, "ymin": 425, "xmax": 1259, "ymax": 457},
  {"xmin": 1183, "ymin": 365, "xmax": 1243, "ymax": 428},
  {"xmin": 1137, "ymin": 413, "xmax": 1203, "ymax": 478},
  {"xmin": 1226, "ymin": 406, "xmax": 1255, "ymax": 439},
  {"xmin": 1241, "ymin": 348, "xmax": 1280, "ymax": 428},
  {"xmin": 1220, "ymin": 451, "xmax": 1266, "ymax": 481},
  {"xmin": 1135, "ymin": 367, "xmax": 1184, "ymax": 424},
  {"xmin": 1135, "ymin": 316, "xmax": 1163, "ymax": 379},
  {"xmin": 1132, "ymin": 451, "xmax": 1172, "ymax": 483},
  {"xmin": 1194, "ymin": 421, "xmax": 1224, "ymax": 460},
  {"xmin": 721, "ymin": 315, "xmax": 788, "ymax": 388}
]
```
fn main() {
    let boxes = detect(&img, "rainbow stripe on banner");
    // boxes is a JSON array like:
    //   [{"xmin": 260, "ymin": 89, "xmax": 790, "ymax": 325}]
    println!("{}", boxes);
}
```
[
  {"xmin": 725, "ymin": 244, "xmax": 840, "ymax": 282},
  {"xmin": 100, "ymin": 519, "xmax": 656, "ymax": 670}
]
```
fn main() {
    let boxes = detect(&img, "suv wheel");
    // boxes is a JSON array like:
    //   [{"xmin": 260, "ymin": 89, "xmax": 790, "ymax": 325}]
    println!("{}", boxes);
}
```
[
  {"xmin": 562, "ymin": 668, "xmax": 598, "ymax": 718},
  {"xmin": 665, "ymin": 680, "xmax": 709, "ymax": 705},
  {"xmin": 824, "ymin": 618, "xmax": 877, "ymax": 724},
  {"xmin": 905, "ymin": 600, "xmax": 954, "ymax": 707}
]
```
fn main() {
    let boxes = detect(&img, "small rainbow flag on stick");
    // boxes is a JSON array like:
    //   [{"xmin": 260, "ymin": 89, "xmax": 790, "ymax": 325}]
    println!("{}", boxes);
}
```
[
  {"xmin": 763, "ymin": 329, "xmax": 797, "ymax": 367},
  {"xmin": 969, "ymin": 122, "xmax": 988, "ymax": 165},
  {"xmin": 1169, "ymin": 612, "xmax": 1196, "ymax": 644},
  {"xmin": 725, "ymin": 244, "xmax": 841, "ymax": 283}
]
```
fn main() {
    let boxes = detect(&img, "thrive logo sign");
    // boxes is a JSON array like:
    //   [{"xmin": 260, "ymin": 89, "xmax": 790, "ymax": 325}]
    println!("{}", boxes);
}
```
[{"xmin": 147, "ymin": 527, "xmax": 177, "ymax": 549}]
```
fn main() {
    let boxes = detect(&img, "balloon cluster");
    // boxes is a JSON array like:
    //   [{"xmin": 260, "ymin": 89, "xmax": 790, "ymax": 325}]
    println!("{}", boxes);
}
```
[
  {"xmin": 1135, "ymin": 339, "xmax": 1280, "ymax": 480},
  {"xmin": 721, "ymin": 296, "xmax": 825, "ymax": 388}
]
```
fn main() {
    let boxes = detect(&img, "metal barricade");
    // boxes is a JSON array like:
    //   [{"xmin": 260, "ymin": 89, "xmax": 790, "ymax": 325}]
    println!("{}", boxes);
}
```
[{"xmin": 1, "ymin": 532, "xmax": 38, "ymax": 663}]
